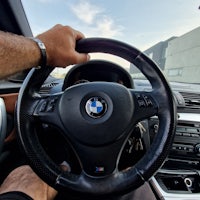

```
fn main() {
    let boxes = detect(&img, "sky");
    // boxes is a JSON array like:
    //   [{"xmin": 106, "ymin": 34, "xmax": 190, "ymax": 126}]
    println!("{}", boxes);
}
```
[{"xmin": 22, "ymin": 0, "xmax": 200, "ymax": 51}]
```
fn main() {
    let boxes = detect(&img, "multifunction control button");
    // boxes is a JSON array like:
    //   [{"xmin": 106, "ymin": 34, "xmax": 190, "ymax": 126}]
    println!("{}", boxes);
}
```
[
  {"xmin": 39, "ymin": 97, "xmax": 58, "ymax": 113},
  {"xmin": 135, "ymin": 93, "xmax": 153, "ymax": 108}
]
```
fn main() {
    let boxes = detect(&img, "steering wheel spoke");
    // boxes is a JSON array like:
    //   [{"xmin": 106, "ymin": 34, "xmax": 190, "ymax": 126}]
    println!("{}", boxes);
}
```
[
  {"xmin": 32, "ymin": 94, "xmax": 62, "ymax": 127},
  {"xmin": 130, "ymin": 90, "xmax": 159, "ymax": 122},
  {"xmin": 71, "ymin": 139, "xmax": 125, "ymax": 177}
]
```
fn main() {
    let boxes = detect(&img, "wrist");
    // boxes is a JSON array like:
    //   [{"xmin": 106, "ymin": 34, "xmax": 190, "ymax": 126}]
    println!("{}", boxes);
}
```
[{"xmin": 28, "ymin": 37, "xmax": 47, "ymax": 68}]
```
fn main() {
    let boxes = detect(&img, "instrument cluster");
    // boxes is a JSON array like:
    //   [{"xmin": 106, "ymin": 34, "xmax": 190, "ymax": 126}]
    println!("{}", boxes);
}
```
[{"xmin": 62, "ymin": 60, "xmax": 134, "ymax": 90}]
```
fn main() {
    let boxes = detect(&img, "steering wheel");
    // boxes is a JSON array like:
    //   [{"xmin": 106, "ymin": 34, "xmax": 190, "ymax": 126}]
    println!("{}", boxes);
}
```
[{"xmin": 16, "ymin": 38, "xmax": 176, "ymax": 197}]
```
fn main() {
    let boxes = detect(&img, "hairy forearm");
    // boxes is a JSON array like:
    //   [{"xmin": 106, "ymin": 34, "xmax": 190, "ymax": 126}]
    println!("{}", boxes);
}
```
[
  {"xmin": 0, "ymin": 31, "xmax": 41, "ymax": 79},
  {"xmin": 0, "ymin": 25, "xmax": 89, "ymax": 80}
]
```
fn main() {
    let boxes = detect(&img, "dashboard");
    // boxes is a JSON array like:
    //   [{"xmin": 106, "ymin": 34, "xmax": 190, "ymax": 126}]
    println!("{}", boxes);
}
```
[{"xmin": 150, "ymin": 98, "xmax": 200, "ymax": 199}]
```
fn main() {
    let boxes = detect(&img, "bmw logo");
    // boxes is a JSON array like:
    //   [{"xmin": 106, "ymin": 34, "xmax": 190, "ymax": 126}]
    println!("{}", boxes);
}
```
[{"xmin": 85, "ymin": 97, "xmax": 107, "ymax": 118}]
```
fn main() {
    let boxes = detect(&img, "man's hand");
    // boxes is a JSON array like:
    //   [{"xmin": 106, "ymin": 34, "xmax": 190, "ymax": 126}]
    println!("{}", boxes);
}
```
[
  {"xmin": 0, "ymin": 24, "xmax": 90, "ymax": 79},
  {"xmin": 37, "ymin": 24, "xmax": 90, "ymax": 67},
  {"xmin": 0, "ymin": 165, "xmax": 57, "ymax": 200}
]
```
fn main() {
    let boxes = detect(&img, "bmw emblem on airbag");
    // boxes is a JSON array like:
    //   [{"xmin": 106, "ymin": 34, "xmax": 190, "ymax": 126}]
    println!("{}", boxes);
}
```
[{"xmin": 85, "ymin": 97, "xmax": 107, "ymax": 118}]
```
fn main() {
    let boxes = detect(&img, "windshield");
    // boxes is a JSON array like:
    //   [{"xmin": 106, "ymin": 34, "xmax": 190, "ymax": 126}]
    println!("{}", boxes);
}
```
[{"xmin": 22, "ymin": 0, "xmax": 200, "ymax": 85}]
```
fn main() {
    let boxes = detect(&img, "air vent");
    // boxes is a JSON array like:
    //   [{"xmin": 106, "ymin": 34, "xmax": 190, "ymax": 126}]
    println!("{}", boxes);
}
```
[
  {"xmin": 179, "ymin": 92, "xmax": 200, "ymax": 109},
  {"xmin": 39, "ymin": 82, "xmax": 59, "ymax": 94}
]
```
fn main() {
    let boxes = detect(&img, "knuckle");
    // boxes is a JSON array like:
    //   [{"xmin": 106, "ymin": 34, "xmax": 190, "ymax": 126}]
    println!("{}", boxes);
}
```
[
  {"xmin": 54, "ymin": 24, "xmax": 62, "ymax": 29},
  {"xmin": 63, "ymin": 25, "xmax": 72, "ymax": 32}
]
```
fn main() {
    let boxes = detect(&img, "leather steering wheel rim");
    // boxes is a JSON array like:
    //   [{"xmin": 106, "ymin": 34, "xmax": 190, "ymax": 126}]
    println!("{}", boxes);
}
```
[{"xmin": 16, "ymin": 38, "xmax": 176, "ymax": 196}]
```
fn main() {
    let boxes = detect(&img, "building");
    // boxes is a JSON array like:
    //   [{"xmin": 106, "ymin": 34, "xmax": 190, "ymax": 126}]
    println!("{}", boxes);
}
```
[
  {"xmin": 144, "ymin": 37, "xmax": 176, "ymax": 70},
  {"xmin": 130, "ymin": 26, "xmax": 200, "ymax": 84},
  {"xmin": 164, "ymin": 27, "xmax": 200, "ymax": 83}
]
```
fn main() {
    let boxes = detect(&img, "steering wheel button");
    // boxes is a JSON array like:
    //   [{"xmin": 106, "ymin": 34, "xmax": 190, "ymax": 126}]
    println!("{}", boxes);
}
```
[
  {"xmin": 39, "ymin": 101, "xmax": 47, "ymax": 112},
  {"xmin": 135, "ymin": 93, "xmax": 142, "ymax": 99},
  {"xmin": 142, "ymin": 95, "xmax": 153, "ymax": 107},
  {"xmin": 138, "ymin": 100, "xmax": 146, "ymax": 107},
  {"xmin": 146, "ymin": 99, "xmax": 153, "ymax": 107},
  {"xmin": 49, "ymin": 98, "xmax": 57, "ymax": 104},
  {"xmin": 46, "ymin": 104, "xmax": 54, "ymax": 112}
]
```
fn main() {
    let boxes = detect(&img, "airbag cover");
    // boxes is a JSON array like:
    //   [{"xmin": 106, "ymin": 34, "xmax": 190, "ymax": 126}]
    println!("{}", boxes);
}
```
[{"xmin": 59, "ymin": 82, "xmax": 134, "ymax": 146}]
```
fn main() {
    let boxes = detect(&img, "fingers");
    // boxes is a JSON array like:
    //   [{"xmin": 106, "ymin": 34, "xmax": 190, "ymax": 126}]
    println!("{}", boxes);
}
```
[
  {"xmin": 71, "ymin": 28, "xmax": 90, "ymax": 64},
  {"xmin": 70, "ymin": 27, "xmax": 90, "ymax": 64},
  {"xmin": 74, "ymin": 29, "xmax": 85, "ymax": 40},
  {"xmin": 0, "ymin": 165, "xmax": 58, "ymax": 200},
  {"xmin": 37, "ymin": 24, "xmax": 90, "ymax": 67},
  {"xmin": 73, "ymin": 29, "xmax": 90, "ymax": 64}
]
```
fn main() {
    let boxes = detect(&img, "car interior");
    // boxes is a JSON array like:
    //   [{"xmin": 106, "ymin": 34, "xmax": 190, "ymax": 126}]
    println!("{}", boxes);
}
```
[{"xmin": 0, "ymin": 1, "xmax": 200, "ymax": 200}]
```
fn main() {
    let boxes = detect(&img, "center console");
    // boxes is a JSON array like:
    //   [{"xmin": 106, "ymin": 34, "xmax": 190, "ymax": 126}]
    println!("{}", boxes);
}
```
[{"xmin": 150, "ymin": 113, "xmax": 200, "ymax": 200}]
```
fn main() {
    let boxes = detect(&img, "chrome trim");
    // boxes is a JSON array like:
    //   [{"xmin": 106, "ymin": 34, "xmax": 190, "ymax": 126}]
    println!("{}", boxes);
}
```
[
  {"xmin": 151, "ymin": 176, "xmax": 200, "ymax": 200},
  {"xmin": 178, "ymin": 113, "xmax": 200, "ymax": 123},
  {"xmin": 158, "ymin": 168, "xmax": 199, "ymax": 175},
  {"xmin": 151, "ymin": 113, "xmax": 200, "ymax": 123}
]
